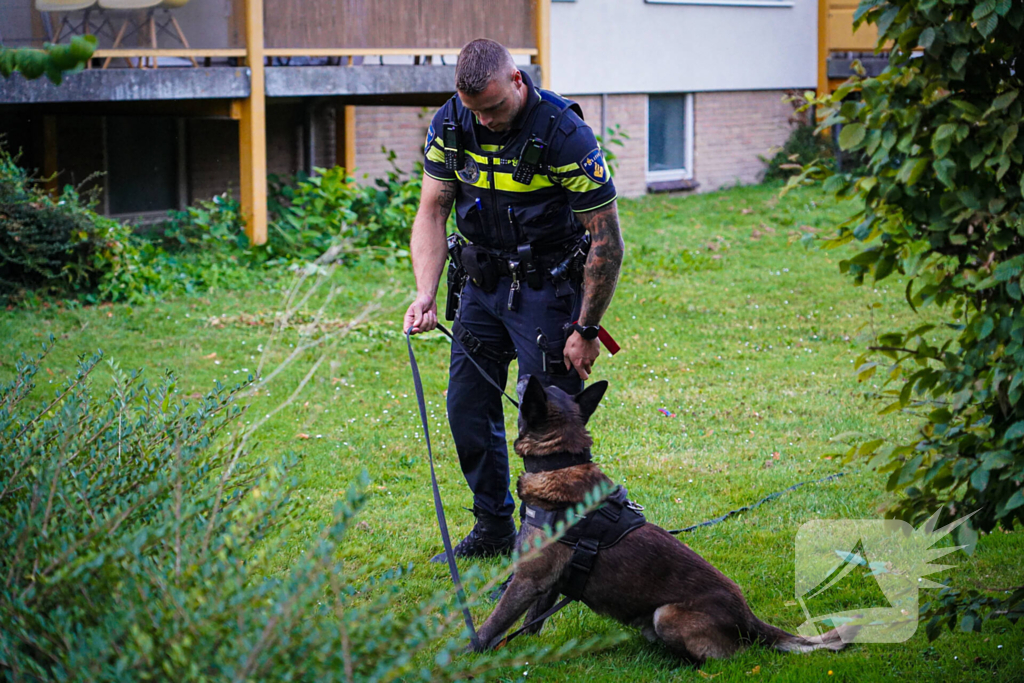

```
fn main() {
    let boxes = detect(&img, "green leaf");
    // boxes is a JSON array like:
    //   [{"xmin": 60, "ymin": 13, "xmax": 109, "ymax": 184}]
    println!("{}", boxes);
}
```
[
  {"xmin": 1004, "ymin": 420, "xmax": 1024, "ymax": 440},
  {"xmin": 977, "ymin": 12, "xmax": 998, "ymax": 37},
  {"xmin": 971, "ymin": 466, "xmax": 989, "ymax": 492},
  {"xmin": 896, "ymin": 158, "xmax": 929, "ymax": 186},
  {"xmin": 934, "ymin": 123, "xmax": 957, "ymax": 141},
  {"xmin": 0, "ymin": 50, "xmax": 14, "ymax": 78},
  {"xmin": 919, "ymin": 27, "xmax": 936, "ymax": 49},
  {"xmin": 951, "ymin": 48, "xmax": 969, "ymax": 73},
  {"xmin": 960, "ymin": 614, "xmax": 975, "ymax": 632},
  {"xmin": 1003, "ymin": 124, "xmax": 1019, "ymax": 152},
  {"xmin": 839, "ymin": 123, "xmax": 866, "ymax": 150},
  {"xmin": 1006, "ymin": 489, "xmax": 1024, "ymax": 511},
  {"xmin": 15, "ymin": 49, "xmax": 47, "ymax": 80},
  {"xmin": 933, "ymin": 159, "xmax": 957, "ymax": 188},
  {"xmin": 990, "ymin": 90, "xmax": 1018, "ymax": 113},
  {"xmin": 994, "ymin": 0, "xmax": 1012, "ymax": 15},
  {"xmin": 973, "ymin": 0, "xmax": 997, "ymax": 20}
]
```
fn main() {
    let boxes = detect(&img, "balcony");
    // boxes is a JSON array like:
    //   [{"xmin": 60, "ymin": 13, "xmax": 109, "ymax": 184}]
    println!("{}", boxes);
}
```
[
  {"xmin": 1, "ymin": 0, "xmax": 543, "ymax": 102},
  {"xmin": 1, "ymin": 1, "xmax": 550, "ymax": 244}
]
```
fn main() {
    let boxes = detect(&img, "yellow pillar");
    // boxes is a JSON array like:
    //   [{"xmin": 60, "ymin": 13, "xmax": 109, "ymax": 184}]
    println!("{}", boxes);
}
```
[
  {"xmin": 817, "ymin": 0, "xmax": 829, "ymax": 99},
  {"xmin": 239, "ymin": 0, "xmax": 267, "ymax": 245},
  {"xmin": 344, "ymin": 105, "xmax": 356, "ymax": 175},
  {"xmin": 533, "ymin": 0, "xmax": 551, "ymax": 89}
]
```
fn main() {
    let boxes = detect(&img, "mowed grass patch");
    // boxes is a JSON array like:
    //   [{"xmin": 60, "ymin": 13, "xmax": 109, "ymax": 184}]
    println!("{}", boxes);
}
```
[{"xmin": 2, "ymin": 182, "xmax": 1022, "ymax": 681}]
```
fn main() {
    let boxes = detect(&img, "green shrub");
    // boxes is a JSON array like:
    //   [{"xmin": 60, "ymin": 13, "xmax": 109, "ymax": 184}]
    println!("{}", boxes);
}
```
[
  {"xmin": 762, "ymin": 123, "xmax": 834, "ymax": 182},
  {"xmin": 0, "ymin": 341, "xmax": 612, "ymax": 680},
  {"xmin": 0, "ymin": 145, "xmax": 147, "ymax": 303},
  {"xmin": 791, "ymin": 0, "xmax": 1024, "ymax": 638}
]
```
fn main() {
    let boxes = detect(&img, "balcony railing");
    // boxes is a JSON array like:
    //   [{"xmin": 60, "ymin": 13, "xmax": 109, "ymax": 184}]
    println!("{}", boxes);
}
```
[{"xmin": 1, "ymin": 0, "xmax": 539, "ymax": 68}]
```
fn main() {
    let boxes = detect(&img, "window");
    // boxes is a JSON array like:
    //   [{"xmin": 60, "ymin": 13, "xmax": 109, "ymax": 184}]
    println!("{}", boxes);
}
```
[
  {"xmin": 106, "ymin": 116, "xmax": 183, "ymax": 217},
  {"xmin": 647, "ymin": 93, "xmax": 693, "ymax": 181}
]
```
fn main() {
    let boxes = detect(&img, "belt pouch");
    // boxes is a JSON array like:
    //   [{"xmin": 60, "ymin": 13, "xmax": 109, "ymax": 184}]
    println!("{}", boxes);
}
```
[{"xmin": 461, "ymin": 245, "xmax": 498, "ymax": 293}]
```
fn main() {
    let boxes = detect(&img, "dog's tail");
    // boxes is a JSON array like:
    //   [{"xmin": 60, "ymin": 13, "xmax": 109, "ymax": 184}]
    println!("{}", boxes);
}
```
[{"xmin": 747, "ymin": 618, "xmax": 858, "ymax": 654}]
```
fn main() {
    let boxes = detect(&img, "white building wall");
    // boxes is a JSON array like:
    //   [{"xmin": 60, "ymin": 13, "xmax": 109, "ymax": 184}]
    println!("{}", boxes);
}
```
[{"xmin": 549, "ymin": 0, "xmax": 818, "ymax": 95}]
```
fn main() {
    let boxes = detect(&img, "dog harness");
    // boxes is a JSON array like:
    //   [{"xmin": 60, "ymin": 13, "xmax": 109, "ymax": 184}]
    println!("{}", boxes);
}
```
[{"xmin": 521, "ymin": 456, "xmax": 646, "ymax": 601}]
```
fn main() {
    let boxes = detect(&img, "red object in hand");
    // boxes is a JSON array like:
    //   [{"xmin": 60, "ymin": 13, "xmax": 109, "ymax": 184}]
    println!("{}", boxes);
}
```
[{"xmin": 597, "ymin": 327, "xmax": 620, "ymax": 355}]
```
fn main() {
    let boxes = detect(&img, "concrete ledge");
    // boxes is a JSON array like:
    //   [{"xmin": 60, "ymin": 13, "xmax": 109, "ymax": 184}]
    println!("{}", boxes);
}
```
[
  {"xmin": 0, "ymin": 67, "xmax": 251, "ymax": 104},
  {"xmin": 266, "ymin": 64, "xmax": 542, "ymax": 98}
]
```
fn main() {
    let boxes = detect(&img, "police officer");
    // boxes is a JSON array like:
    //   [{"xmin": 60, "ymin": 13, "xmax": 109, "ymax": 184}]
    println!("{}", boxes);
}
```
[{"xmin": 403, "ymin": 39, "xmax": 624, "ymax": 562}]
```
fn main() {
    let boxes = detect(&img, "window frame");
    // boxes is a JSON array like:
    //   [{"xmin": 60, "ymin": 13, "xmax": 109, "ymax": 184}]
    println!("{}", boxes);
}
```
[{"xmin": 645, "ymin": 92, "xmax": 694, "ymax": 183}]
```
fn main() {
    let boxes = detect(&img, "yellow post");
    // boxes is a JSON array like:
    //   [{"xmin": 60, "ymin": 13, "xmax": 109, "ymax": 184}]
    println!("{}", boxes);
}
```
[
  {"xmin": 343, "ymin": 105, "xmax": 357, "ymax": 175},
  {"xmin": 239, "ymin": 0, "xmax": 267, "ymax": 245},
  {"xmin": 533, "ymin": 0, "xmax": 551, "ymax": 89},
  {"xmin": 817, "ymin": 0, "xmax": 829, "ymax": 99}
]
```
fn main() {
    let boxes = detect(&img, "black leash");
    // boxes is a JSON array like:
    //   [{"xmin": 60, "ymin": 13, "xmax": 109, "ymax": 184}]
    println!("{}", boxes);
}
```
[
  {"xmin": 666, "ymin": 471, "xmax": 847, "ymax": 534},
  {"xmin": 405, "ymin": 328, "xmax": 479, "ymax": 650},
  {"xmin": 433, "ymin": 323, "xmax": 519, "ymax": 408}
]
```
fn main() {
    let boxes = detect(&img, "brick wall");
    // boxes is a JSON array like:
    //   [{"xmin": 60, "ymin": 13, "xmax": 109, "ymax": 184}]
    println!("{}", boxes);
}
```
[
  {"xmin": 565, "ymin": 94, "xmax": 648, "ymax": 199},
  {"xmin": 187, "ymin": 119, "xmax": 239, "ymax": 202},
  {"xmin": 352, "ymin": 105, "xmax": 432, "ymax": 184},
  {"xmin": 693, "ymin": 90, "xmax": 799, "ymax": 192}
]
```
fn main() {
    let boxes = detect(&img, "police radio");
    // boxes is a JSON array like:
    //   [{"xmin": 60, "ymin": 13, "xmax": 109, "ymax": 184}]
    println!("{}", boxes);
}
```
[
  {"xmin": 442, "ymin": 121, "xmax": 464, "ymax": 171},
  {"xmin": 513, "ymin": 136, "xmax": 546, "ymax": 184}
]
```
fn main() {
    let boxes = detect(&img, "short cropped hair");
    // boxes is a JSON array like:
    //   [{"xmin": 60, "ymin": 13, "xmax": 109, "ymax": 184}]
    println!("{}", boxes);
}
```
[{"xmin": 456, "ymin": 39, "xmax": 515, "ymax": 95}]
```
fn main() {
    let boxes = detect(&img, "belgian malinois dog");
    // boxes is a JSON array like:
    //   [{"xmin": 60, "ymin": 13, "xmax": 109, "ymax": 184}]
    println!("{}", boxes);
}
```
[{"xmin": 472, "ymin": 376, "xmax": 854, "ymax": 665}]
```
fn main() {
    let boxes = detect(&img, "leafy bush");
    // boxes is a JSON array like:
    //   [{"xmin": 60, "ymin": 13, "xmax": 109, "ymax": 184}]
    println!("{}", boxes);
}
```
[
  {"xmin": 762, "ymin": 124, "xmax": 835, "ymax": 182},
  {"xmin": 0, "ymin": 341, "xmax": 611, "ymax": 680},
  {"xmin": 0, "ymin": 35, "xmax": 96, "ymax": 85},
  {"xmin": 1, "ymin": 143, "xmax": 421, "ymax": 305},
  {"xmin": 269, "ymin": 152, "xmax": 419, "ymax": 261},
  {"xmin": 790, "ymin": 0, "xmax": 1024, "ymax": 638},
  {"xmin": 0, "ymin": 145, "xmax": 148, "ymax": 303}
]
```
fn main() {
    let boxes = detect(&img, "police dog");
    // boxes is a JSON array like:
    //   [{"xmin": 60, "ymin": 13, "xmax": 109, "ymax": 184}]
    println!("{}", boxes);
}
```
[{"xmin": 471, "ymin": 376, "xmax": 854, "ymax": 665}]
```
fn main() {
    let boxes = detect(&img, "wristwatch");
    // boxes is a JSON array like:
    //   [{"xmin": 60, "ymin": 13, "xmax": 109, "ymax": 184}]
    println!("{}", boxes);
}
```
[{"xmin": 567, "ymin": 322, "xmax": 600, "ymax": 340}]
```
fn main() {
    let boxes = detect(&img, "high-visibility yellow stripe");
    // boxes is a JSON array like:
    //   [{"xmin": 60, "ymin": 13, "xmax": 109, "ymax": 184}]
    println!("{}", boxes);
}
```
[
  {"xmin": 480, "ymin": 144, "xmax": 503, "ymax": 153},
  {"xmin": 492, "ymin": 169, "xmax": 555, "ymax": 192},
  {"xmin": 558, "ymin": 173, "xmax": 607, "ymax": 194},
  {"xmin": 426, "ymin": 144, "xmax": 446, "ymax": 164},
  {"xmin": 549, "ymin": 161, "xmax": 580, "ymax": 175}
]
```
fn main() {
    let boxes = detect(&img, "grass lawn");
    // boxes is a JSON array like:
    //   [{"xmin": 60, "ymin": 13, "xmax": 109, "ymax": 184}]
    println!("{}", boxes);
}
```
[{"xmin": 2, "ymin": 182, "xmax": 1022, "ymax": 681}]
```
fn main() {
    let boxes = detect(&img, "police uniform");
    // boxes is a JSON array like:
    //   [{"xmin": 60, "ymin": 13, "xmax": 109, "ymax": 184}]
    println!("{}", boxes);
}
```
[{"xmin": 423, "ymin": 70, "xmax": 616, "ymax": 528}]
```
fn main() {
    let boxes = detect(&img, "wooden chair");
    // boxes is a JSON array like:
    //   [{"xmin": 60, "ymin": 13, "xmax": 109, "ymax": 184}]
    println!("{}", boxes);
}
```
[{"xmin": 99, "ymin": 0, "xmax": 195, "ymax": 69}]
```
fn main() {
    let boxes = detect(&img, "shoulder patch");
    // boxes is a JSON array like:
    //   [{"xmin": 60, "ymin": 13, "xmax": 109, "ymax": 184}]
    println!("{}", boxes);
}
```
[
  {"xmin": 424, "ymin": 124, "xmax": 436, "ymax": 155},
  {"xmin": 580, "ymin": 148, "xmax": 609, "ymax": 185}
]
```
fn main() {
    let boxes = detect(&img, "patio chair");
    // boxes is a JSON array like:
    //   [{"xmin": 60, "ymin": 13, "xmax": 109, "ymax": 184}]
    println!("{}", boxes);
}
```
[
  {"xmin": 99, "ymin": 0, "xmax": 194, "ymax": 68},
  {"xmin": 35, "ymin": 0, "xmax": 103, "ymax": 43}
]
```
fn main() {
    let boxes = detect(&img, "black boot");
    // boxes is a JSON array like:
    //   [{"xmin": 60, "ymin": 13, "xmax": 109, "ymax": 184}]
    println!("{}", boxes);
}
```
[{"xmin": 430, "ymin": 506, "xmax": 516, "ymax": 563}]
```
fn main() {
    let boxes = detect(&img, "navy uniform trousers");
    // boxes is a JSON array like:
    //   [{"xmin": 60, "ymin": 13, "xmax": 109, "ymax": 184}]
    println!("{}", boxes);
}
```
[{"xmin": 447, "ymin": 273, "xmax": 584, "ymax": 519}]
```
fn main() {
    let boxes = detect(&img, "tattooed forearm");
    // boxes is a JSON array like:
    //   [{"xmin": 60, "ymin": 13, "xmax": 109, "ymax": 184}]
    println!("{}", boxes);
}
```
[
  {"xmin": 577, "ymin": 202, "xmax": 624, "ymax": 327},
  {"xmin": 438, "ymin": 181, "xmax": 457, "ymax": 220}
]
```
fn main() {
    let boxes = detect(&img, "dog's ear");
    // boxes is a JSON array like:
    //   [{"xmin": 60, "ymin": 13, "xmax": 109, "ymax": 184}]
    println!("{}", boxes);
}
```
[
  {"xmin": 521, "ymin": 375, "xmax": 549, "ymax": 426},
  {"xmin": 574, "ymin": 380, "xmax": 608, "ymax": 424}
]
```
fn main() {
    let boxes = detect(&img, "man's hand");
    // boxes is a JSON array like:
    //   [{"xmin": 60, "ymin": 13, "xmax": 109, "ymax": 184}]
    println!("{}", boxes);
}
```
[
  {"xmin": 563, "ymin": 331, "xmax": 600, "ymax": 380},
  {"xmin": 402, "ymin": 174, "xmax": 455, "ymax": 334},
  {"xmin": 404, "ymin": 293, "xmax": 438, "ymax": 334}
]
